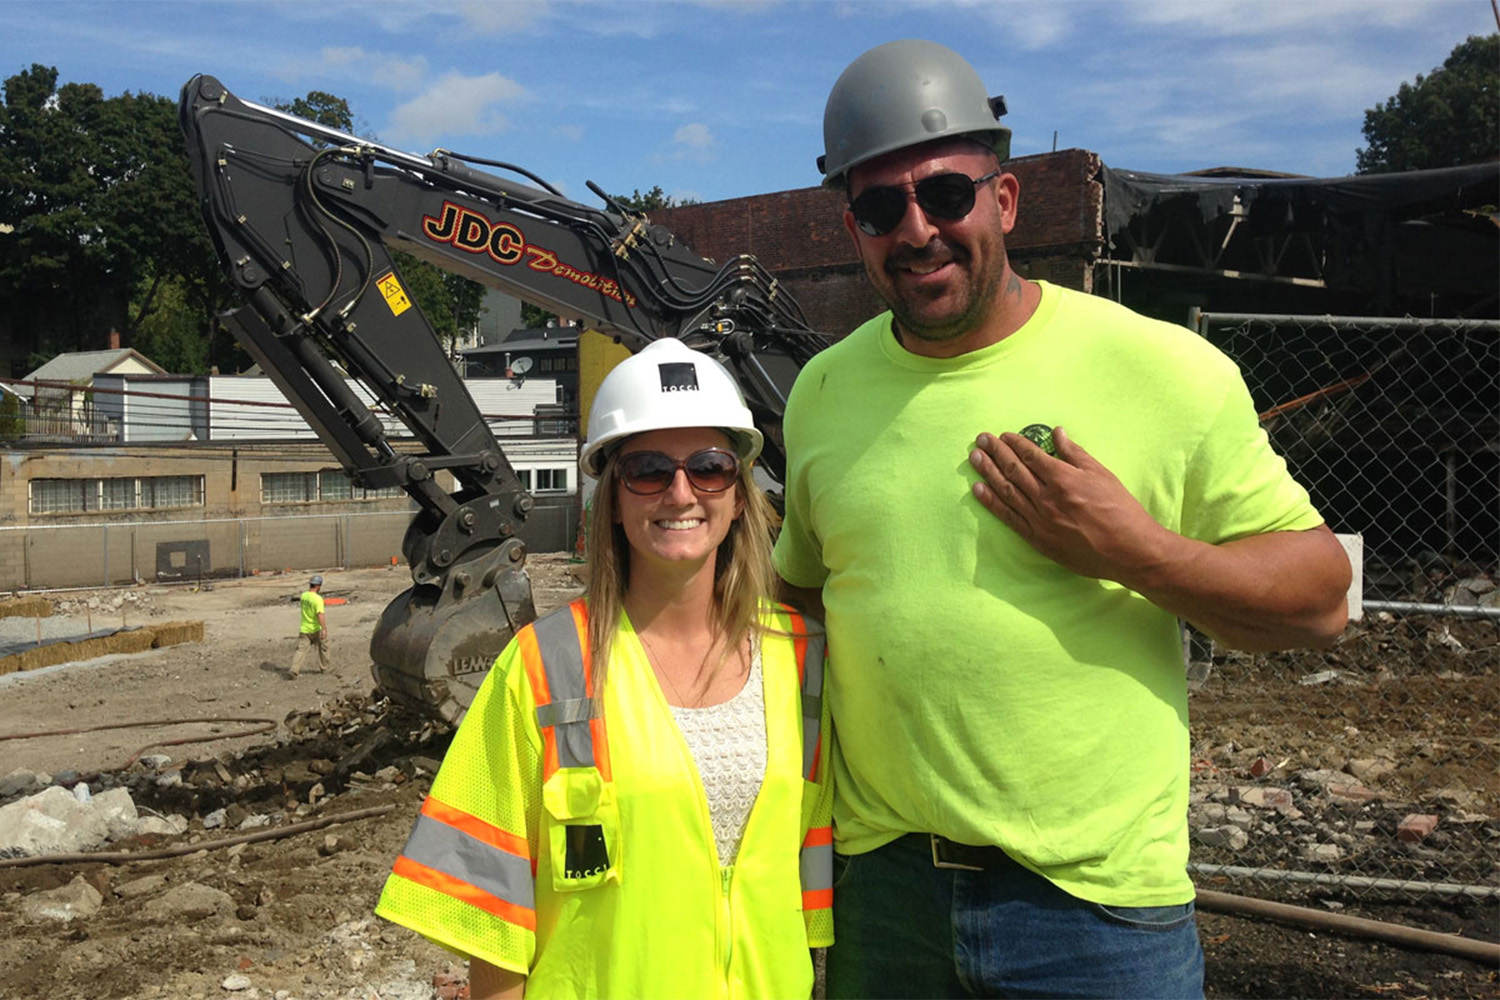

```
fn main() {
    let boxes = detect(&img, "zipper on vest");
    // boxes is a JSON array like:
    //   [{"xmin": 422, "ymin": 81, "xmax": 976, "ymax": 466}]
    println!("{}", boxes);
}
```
[{"xmin": 720, "ymin": 863, "xmax": 735, "ymax": 988}]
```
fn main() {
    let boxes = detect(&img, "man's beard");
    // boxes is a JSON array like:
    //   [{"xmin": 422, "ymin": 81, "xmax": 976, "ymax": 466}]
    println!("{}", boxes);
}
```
[{"xmin": 877, "ymin": 238, "xmax": 1003, "ymax": 345}]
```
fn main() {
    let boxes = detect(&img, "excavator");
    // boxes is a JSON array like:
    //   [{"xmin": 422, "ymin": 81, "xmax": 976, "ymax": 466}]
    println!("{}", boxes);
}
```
[{"xmin": 179, "ymin": 75, "xmax": 831, "ymax": 724}]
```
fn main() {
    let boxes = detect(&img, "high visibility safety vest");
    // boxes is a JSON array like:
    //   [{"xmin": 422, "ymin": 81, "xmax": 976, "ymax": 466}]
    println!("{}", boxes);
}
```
[{"xmin": 376, "ymin": 598, "xmax": 834, "ymax": 999}]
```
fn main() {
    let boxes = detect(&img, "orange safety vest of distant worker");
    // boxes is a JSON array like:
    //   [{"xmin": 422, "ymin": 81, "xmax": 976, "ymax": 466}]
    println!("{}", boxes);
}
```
[{"xmin": 376, "ymin": 598, "xmax": 833, "ymax": 998}]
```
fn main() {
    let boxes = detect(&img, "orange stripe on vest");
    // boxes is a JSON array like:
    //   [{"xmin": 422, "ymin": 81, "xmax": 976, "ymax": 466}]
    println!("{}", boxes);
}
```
[
  {"xmin": 392, "ymin": 855, "xmax": 537, "ymax": 932},
  {"xmin": 516, "ymin": 624, "xmax": 561, "ymax": 779},
  {"xmin": 421, "ymin": 797, "xmax": 530, "ymax": 860}
]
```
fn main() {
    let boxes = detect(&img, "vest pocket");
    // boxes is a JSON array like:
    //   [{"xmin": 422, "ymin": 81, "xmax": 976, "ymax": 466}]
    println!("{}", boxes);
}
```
[{"xmin": 543, "ymin": 767, "xmax": 621, "ymax": 891}]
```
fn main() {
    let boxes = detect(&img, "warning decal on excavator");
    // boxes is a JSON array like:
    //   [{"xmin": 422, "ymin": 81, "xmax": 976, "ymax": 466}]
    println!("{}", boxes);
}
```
[{"xmin": 376, "ymin": 272, "xmax": 412, "ymax": 317}]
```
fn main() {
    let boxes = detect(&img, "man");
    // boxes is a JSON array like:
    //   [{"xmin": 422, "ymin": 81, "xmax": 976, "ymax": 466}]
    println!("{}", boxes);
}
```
[
  {"xmin": 290, "ymin": 574, "xmax": 329, "ymax": 678},
  {"xmin": 774, "ymin": 40, "xmax": 1352, "ymax": 999}
]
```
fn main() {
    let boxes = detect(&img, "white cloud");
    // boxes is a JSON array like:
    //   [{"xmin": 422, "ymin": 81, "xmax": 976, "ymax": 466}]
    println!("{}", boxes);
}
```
[
  {"xmin": 957, "ymin": 0, "xmax": 1076, "ymax": 50},
  {"xmin": 671, "ymin": 123, "xmax": 719, "ymax": 163},
  {"xmin": 1122, "ymin": 0, "xmax": 1431, "ymax": 36},
  {"xmin": 385, "ymin": 71, "xmax": 527, "ymax": 146},
  {"xmin": 449, "ymin": 0, "xmax": 552, "ymax": 35},
  {"xmin": 674, "ymin": 123, "xmax": 715, "ymax": 149},
  {"xmin": 552, "ymin": 124, "xmax": 585, "ymax": 142},
  {"xmin": 317, "ymin": 47, "xmax": 429, "ymax": 91}
]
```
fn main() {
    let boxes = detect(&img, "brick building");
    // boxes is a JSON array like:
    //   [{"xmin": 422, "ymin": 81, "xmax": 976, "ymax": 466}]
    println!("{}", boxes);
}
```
[
  {"xmin": 653, "ymin": 151, "xmax": 1497, "ymax": 334},
  {"xmin": 652, "ymin": 149, "xmax": 1102, "ymax": 339}
]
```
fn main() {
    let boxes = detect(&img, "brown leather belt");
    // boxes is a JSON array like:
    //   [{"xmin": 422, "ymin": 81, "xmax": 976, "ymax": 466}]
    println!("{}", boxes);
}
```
[{"xmin": 928, "ymin": 833, "xmax": 1007, "ymax": 871}]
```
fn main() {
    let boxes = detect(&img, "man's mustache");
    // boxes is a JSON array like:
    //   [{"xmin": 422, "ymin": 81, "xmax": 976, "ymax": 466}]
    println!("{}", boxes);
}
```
[{"xmin": 885, "ymin": 239, "xmax": 967, "ymax": 273}]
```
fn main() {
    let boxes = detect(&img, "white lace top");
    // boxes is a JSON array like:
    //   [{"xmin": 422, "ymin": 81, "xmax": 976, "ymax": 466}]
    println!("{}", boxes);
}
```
[{"xmin": 668, "ymin": 642, "xmax": 767, "ymax": 866}]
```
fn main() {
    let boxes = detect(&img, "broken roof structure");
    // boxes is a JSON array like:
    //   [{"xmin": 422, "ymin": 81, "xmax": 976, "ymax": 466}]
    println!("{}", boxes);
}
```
[{"xmin": 1096, "ymin": 162, "xmax": 1498, "ymax": 320}]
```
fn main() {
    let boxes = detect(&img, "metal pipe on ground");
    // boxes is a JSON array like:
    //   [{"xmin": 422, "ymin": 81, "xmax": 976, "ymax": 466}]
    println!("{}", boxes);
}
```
[
  {"xmin": 1195, "ymin": 888, "xmax": 1499, "ymax": 966},
  {"xmin": 1189, "ymin": 862, "xmax": 1500, "ymax": 901}
]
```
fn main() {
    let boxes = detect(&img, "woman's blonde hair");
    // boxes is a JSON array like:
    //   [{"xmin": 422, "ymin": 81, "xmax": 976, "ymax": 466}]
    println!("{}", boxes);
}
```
[{"xmin": 583, "ymin": 440, "xmax": 778, "ymax": 693}]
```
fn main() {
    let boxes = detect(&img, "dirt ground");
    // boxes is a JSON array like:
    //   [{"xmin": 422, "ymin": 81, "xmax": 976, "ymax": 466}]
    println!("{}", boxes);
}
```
[{"xmin": 0, "ymin": 559, "xmax": 1496, "ymax": 999}]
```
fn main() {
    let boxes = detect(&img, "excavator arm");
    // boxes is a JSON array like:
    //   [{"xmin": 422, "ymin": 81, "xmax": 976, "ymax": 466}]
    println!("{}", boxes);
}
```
[{"xmin": 180, "ymin": 74, "xmax": 828, "ymax": 723}]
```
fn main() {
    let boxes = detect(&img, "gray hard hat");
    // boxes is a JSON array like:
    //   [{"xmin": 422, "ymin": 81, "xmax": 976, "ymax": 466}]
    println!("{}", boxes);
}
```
[
  {"xmin": 309, "ymin": 575, "xmax": 323, "ymax": 587},
  {"xmin": 818, "ymin": 39, "xmax": 1011, "ymax": 189}
]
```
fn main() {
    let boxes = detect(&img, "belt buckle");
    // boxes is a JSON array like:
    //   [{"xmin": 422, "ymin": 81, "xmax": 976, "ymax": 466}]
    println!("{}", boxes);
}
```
[{"xmin": 930, "ymin": 833, "xmax": 983, "ymax": 871}]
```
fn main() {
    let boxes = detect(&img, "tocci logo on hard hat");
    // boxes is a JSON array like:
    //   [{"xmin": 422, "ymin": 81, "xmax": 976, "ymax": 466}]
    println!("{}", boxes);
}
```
[{"xmin": 658, "ymin": 363, "xmax": 699, "ymax": 392}]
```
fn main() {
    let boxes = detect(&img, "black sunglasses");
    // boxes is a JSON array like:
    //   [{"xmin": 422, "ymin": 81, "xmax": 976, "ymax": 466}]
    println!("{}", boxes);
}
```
[
  {"xmin": 617, "ymin": 447, "xmax": 740, "ymax": 496},
  {"xmin": 850, "ymin": 169, "xmax": 1001, "ymax": 237}
]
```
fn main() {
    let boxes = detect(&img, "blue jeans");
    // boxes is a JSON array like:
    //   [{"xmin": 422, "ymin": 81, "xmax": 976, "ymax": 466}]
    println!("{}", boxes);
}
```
[{"xmin": 826, "ymin": 833, "xmax": 1204, "ymax": 999}]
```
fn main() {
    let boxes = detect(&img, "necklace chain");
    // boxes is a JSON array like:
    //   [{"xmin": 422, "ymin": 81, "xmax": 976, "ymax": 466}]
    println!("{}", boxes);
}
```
[{"xmin": 639, "ymin": 630, "xmax": 746, "ymax": 708}]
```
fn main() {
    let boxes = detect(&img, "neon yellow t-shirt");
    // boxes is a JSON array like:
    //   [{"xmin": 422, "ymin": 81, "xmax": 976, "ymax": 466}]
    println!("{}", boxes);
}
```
[
  {"xmin": 774, "ymin": 281, "xmax": 1323, "ymax": 906},
  {"xmin": 299, "ymin": 591, "xmax": 324, "ymax": 634}
]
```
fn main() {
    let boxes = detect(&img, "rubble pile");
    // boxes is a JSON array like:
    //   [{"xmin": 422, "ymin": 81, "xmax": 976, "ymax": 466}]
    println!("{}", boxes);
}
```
[
  {"xmin": 1189, "ymin": 760, "xmax": 1497, "ymax": 884},
  {"xmin": 0, "ymin": 691, "xmax": 462, "ymax": 999},
  {"xmin": 0, "ymin": 692, "xmax": 448, "ymax": 856}
]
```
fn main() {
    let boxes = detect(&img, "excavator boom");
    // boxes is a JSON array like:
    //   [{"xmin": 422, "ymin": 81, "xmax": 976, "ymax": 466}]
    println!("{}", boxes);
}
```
[{"xmin": 179, "ymin": 75, "xmax": 828, "ymax": 722}]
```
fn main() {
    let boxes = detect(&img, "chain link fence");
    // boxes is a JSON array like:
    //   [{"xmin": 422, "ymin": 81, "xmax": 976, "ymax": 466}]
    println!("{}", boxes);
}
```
[
  {"xmin": 1186, "ymin": 312, "xmax": 1498, "ymax": 902},
  {"xmin": 0, "ymin": 498, "xmax": 579, "ymax": 593}
]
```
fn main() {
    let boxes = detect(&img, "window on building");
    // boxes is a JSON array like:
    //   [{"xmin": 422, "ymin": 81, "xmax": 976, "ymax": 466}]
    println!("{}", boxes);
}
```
[
  {"xmin": 319, "ymin": 469, "xmax": 354, "ymax": 501},
  {"xmin": 535, "ymin": 468, "xmax": 569, "ymax": 492},
  {"xmin": 143, "ymin": 476, "xmax": 202, "ymax": 508},
  {"xmin": 29, "ymin": 479, "xmax": 89, "ymax": 514},
  {"xmin": 261, "ymin": 471, "xmax": 318, "ymax": 504},
  {"xmin": 260, "ymin": 469, "xmax": 404, "ymax": 504},
  {"xmin": 29, "ymin": 476, "xmax": 205, "ymax": 515},
  {"xmin": 99, "ymin": 478, "xmax": 137, "ymax": 511},
  {"xmin": 515, "ymin": 469, "xmax": 532, "ymax": 491}
]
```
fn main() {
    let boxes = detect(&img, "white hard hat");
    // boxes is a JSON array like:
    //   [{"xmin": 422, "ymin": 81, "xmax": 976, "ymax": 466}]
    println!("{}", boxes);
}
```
[{"xmin": 581, "ymin": 338, "xmax": 763, "ymax": 478}]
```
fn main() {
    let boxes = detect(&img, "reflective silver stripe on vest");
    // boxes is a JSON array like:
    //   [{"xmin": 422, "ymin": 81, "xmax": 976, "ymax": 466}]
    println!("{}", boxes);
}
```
[
  {"xmin": 800, "ymin": 633, "xmax": 826, "ymax": 779},
  {"xmin": 532, "ymin": 605, "xmax": 599, "ymax": 769},
  {"xmin": 801, "ymin": 839, "xmax": 833, "ymax": 894},
  {"xmin": 401, "ymin": 812, "xmax": 535, "ymax": 912}
]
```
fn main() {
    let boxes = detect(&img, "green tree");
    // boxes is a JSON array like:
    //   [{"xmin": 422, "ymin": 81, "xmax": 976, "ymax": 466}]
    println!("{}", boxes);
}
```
[
  {"xmin": 277, "ymin": 90, "xmax": 354, "ymax": 131},
  {"xmin": 132, "ymin": 274, "xmax": 208, "ymax": 373},
  {"xmin": 390, "ymin": 251, "xmax": 488, "ymax": 357},
  {"xmin": 0, "ymin": 391, "xmax": 22, "ymax": 440},
  {"xmin": 521, "ymin": 301, "xmax": 557, "ymax": 329},
  {"xmin": 0, "ymin": 64, "xmax": 223, "ymax": 368},
  {"xmin": 1356, "ymin": 34, "xmax": 1499, "ymax": 174},
  {"xmin": 611, "ymin": 185, "xmax": 698, "ymax": 212}
]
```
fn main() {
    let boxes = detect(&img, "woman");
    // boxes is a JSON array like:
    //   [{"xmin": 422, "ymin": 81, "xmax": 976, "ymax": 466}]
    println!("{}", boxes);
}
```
[{"xmin": 376, "ymin": 338, "xmax": 832, "ymax": 998}]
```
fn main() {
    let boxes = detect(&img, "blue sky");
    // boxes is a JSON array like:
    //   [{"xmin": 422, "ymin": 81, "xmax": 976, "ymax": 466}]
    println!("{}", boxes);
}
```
[{"xmin": 7, "ymin": 1, "xmax": 1494, "ymax": 206}]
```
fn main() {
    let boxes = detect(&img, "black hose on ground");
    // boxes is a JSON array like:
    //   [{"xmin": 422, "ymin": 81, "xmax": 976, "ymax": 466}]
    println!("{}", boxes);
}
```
[{"xmin": 0, "ymin": 803, "xmax": 396, "ymax": 869}]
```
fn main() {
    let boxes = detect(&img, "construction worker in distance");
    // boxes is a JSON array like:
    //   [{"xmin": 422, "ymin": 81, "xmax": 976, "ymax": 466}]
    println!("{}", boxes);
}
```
[
  {"xmin": 375, "ymin": 338, "xmax": 834, "ymax": 998},
  {"xmin": 289, "ymin": 574, "xmax": 328, "ymax": 678}
]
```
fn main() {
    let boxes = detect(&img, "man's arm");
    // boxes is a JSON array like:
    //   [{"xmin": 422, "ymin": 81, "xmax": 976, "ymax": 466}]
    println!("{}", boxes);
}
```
[
  {"xmin": 317, "ymin": 610, "xmax": 327, "ymax": 634},
  {"xmin": 968, "ymin": 427, "xmax": 1351, "ymax": 652}
]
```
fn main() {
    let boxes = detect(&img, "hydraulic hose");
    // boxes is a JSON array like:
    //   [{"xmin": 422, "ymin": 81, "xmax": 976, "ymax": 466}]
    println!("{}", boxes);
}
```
[{"xmin": 1195, "ymin": 887, "xmax": 1500, "ymax": 966}]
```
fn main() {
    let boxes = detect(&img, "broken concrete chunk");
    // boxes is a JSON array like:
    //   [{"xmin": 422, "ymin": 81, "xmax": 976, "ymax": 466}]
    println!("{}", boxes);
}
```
[
  {"xmin": 1194, "ymin": 826, "xmax": 1248, "ymax": 851},
  {"xmin": 140, "ymin": 882, "xmax": 235, "ymax": 922},
  {"xmin": 1299, "ymin": 842, "xmax": 1344, "ymax": 863},
  {"xmin": 0, "ymin": 785, "xmax": 109, "ymax": 857},
  {"xmin": 19, "ymin": 875, "xmax": 103, "ymax": 923},
  {"xmin": 114, "ymin": 874, "xmax": 169, "ymax": 899}
]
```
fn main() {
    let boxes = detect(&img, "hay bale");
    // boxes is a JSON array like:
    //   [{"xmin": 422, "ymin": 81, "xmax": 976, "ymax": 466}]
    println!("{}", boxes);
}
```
[
  {"xmin": 0, "ymin": 627, "xmax": 158, "ymax": 674},
  {"xmin": 148, "ymin": 620, "xmax": 204, "ymax": 648},
  {"xmin": 104, "ymin": 630, "xmax": 158, "ymax": 656},
  {"xmin": 0, "ymin": 597, "xmax": 53, "ymax": 619}
]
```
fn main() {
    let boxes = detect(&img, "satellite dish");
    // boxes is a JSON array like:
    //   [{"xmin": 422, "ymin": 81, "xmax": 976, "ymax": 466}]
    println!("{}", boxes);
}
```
[{"xmin": 510, "ymin": 356, "xmax": 534, "ymax": 375}]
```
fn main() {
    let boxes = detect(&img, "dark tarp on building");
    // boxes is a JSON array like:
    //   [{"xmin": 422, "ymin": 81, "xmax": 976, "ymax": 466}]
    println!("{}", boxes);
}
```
[{"xmin": 1097, "ymin": 162, "xmax": 1498, "ymax": 319}]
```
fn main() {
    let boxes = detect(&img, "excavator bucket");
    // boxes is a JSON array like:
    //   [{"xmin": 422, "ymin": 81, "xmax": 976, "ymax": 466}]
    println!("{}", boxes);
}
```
[{"xmin": 369, "ymin": 561, "xmax": 536, "ymax": 726}]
